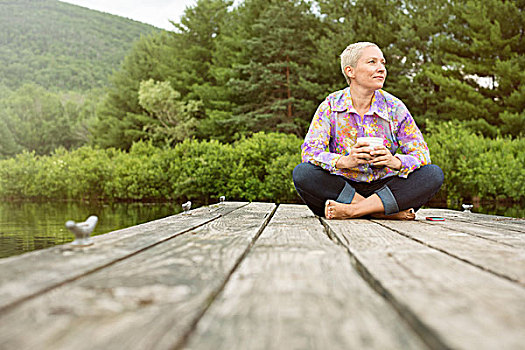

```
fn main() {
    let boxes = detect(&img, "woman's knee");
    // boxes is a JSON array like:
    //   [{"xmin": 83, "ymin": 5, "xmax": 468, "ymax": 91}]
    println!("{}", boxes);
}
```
[
  {"xmin": 420, "ymin": 164, "xmax": 444, "ymax": 189},
  {"xmin": 292, "ymin": 162, "xmax": 317, "ymax": 187}
]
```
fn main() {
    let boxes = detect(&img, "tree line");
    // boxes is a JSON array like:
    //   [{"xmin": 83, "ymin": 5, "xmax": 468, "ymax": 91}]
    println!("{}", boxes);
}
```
[
  {"xmin": 91, "ymin": 0, "xmax": 524, "ymax": 151},
  {"xmin": 1, "ymin": 0, "xmax": 523, "ymax": 157},
  {"xmin": 0, "ymin": 0, "xmax": 523, "ymax": 205}
]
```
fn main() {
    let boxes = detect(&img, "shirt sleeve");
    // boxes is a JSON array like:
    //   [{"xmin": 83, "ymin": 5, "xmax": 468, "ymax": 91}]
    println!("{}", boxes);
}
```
[
  {"xmin": 393, "ymin": 102, "xmax": 431, "ymax": 178},
  {"xmin": 301, "ymin": 100, "xmax": 342, "ymax": 172}
]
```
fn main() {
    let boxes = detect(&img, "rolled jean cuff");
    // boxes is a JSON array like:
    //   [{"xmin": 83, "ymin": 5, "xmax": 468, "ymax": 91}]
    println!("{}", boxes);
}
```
[
  {"xmin": 375, "ymin": 185, "xmax": 399, "ymax": 215},
  {"xmin": 336, "ymin": 182, "xmax": 355, "ymax": 204}
]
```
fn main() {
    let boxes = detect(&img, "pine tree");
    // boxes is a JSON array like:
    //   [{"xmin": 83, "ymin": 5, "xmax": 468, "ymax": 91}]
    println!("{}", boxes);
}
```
[
  {"xmin": 92, "ymin": 0, "xmax": 232, "ymax": 148},
  {"xmin": 169, "ymin": 0, "xmax": 233, "ymax": 99},
  {"xmin": 315, "ymin": 0, "xmax": 441, "ymax": 119},
  {"xmin": 91, "ymin": 32, "xmax": 177, "ymax": 149},
  {"xmin": 421, "ymin": 0, "xmax": 525, "ymax": 136},
  {"xmin": 201, "ymin": 0, "xmax": 325, "ymax": 138},
  {"xmin": 386, "ymin": 0, "xmax": 451, "ymax": 123},
  {"xmin": 316, "ymin": 0, "xmax": 407, "ymax": 92}
]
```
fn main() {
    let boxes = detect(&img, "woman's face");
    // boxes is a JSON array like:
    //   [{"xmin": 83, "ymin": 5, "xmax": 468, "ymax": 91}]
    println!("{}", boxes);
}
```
[{"xmin": 346, "ymin": 46, "xmax": 387, "ymax": 91}]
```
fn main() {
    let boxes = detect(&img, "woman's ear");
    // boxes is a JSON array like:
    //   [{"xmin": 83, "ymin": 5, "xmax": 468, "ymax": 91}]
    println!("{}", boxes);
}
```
[{"xmin": 345, "ymin": 66, "xmax": 355, "ymax": 79}]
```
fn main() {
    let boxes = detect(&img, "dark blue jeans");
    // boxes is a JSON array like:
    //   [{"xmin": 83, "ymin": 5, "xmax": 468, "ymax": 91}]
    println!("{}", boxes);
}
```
[{"xmin": 292, "ymin": 163, "xmax": 444, "ymax": 217}]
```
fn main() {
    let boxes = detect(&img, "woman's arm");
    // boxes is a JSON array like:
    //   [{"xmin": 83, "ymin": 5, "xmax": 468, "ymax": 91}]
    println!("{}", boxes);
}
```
[
  {"xmin": 301, "ymin": 100, "xmax": 342, "ymax": 171},
  {"xmin": 302, "ymin": 100, "xmax": 372, "ymax": 171},
  {"xmin": 390, "ymin": 103, "xmax": 431, "ymax": 177}
]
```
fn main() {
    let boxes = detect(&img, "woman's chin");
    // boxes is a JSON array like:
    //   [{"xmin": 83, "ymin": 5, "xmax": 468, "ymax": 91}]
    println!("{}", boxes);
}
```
[{"xmin": 373, "ymin": 80, "xmax": 385, "ymax": 88}]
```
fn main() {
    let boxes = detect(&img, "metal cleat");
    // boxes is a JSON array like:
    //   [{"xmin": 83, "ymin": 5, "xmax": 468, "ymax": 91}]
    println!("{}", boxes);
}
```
[
  {"xmin": 182, "ymin": 201, "xmax": 192, "ymax": 215},
  {"xmin": 66, "ymin": 216, "xmax": 98, "ymax": 246},
  {"xmin": 462, "ymin": 204, "xmax": 473, "ymax": 213}
]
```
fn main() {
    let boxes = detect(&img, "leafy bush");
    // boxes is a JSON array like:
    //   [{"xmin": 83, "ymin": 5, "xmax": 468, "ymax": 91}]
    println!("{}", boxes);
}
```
[
  {"xmin": 105, "ymin": 141, "xmax": 170, "ymax": 201},
  {"xmin": 227, "ymin": 133, "xmax": 302, "ymax": 201},
  {"xmin": 0, "ymin": 133, "xmax": 303, "ymax": 203},
  {"xmin": 168, "ymin": 138, "xmax": 235, "ymax": 204},
  {"xmin": 0, "ymin": 129, "xmax": 521, "ymax": 205},
  {"xmin": 0, "ymin": 151, "xmax": 40, "ymax": 199},
  {"xmin": 425, "ymin": 121, "xmax": 524, "ymax": 202}
]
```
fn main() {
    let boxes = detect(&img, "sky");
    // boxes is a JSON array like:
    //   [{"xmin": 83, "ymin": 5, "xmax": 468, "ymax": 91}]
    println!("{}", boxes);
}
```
[{"xmin": 59, "ymin": 0, "xmax": 198, "ymax": 30}]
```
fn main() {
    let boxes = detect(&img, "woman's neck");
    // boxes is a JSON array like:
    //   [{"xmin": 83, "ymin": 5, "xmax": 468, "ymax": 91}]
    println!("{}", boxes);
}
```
[{"xmin": 349, "ymin": 85, "xmax": 375, "ymax": 114}]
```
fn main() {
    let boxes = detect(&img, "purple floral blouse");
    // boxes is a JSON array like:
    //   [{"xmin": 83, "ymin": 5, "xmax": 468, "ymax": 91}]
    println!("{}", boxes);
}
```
[{"xmin": 301, "ymin": 87, "xmax": 431, "ymax": 182}]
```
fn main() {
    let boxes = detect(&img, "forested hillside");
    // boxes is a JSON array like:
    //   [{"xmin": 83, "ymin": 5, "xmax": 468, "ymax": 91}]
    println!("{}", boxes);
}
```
[
  {"xmin": 0, "ymin": 0, "xmax": 161, "ymax": 157},
  {"xmin": 0, "ymin": 0, "xmax": 160, "ymax": 91}
]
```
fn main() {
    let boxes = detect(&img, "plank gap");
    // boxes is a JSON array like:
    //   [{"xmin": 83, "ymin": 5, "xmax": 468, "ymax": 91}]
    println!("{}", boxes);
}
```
[
  {"xmin": 173, "ymin": 204, "xmax": 279, "ymax": 350},
  {"xmin": 319, "ymin": 217, "xmax": 452, "ymax": 350}
]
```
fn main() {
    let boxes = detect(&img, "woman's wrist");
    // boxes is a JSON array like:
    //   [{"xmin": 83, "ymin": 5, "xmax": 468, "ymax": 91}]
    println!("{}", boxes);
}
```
[
  {"xmin": 336, "ymin": 155, "xmax": 356, "ymax": 169},
  {"xmin": 335, "ymin": 155, "xmax": 347, "ymax": 169},
  {"xmin": 389, "ymin": 155, "xmax": 402, "ymax": 170}
]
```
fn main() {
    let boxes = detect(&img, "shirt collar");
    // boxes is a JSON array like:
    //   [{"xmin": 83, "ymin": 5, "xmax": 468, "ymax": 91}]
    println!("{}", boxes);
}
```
[{"xmin": 332, "ymin": 87, "xmax": 390, "ymax": 121}]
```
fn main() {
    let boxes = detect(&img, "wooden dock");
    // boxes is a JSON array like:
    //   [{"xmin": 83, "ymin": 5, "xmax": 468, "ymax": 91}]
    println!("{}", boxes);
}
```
[{"xmin": 0, "ymin": 202, "xmax": 524, "ymax": 349}]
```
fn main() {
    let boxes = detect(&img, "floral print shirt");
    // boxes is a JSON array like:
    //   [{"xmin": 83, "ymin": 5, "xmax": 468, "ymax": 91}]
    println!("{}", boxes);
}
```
[{"xmin": 301, "ymin": 87, "xmax": 431, "ymax": 182}]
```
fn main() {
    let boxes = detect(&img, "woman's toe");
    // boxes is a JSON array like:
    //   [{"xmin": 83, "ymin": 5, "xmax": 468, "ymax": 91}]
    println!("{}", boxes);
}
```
[{"xmin": 325, "ymin": 200, "xmax": 333, "ymax": 219}]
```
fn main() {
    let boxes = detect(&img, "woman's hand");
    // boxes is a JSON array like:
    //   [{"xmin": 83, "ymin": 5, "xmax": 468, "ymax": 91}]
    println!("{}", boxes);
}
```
[
  {"xmin": 336, "ymin": 141, "xmax": 375, "ymax": 169},
  {"xmin": 370, "ymin": 146, "xmax": 402, "ymax": 170}
]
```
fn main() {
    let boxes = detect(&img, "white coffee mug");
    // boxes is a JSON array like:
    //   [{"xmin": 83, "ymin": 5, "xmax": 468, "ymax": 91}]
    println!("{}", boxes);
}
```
[{"xmin": 356, "ymin": 137, "xmax": 383, "ymax": 148}]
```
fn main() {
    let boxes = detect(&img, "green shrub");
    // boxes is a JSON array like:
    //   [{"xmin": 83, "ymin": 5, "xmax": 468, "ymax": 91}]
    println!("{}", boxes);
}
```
[
  {"xmin": 168, "ymin": 138, "xmax": 235, "ymax": 204},
  {"xmin": 227, "ymin": 132, "xmax": 302, "ymax": 201},
  {"xmin": 108, "ymin": 141, "xmax": 171, "ymax": 201},
  {"xmin": 426, "ymin": 121, "xmax": 524, "ymax": 202},
  {"xmin": 61, "ymin": 146, "xmax": 115, "ymax": 200},
  {"xmin": 1, "ymin": 129, "xmax": 519, "ymax": 204},
  {"xmin": 0, "ymin": 151, "xmax": 40, "ymax": 199},
  {"xmin": 263, "ymin": 152, "xmax": 302, "ymax": 203}
]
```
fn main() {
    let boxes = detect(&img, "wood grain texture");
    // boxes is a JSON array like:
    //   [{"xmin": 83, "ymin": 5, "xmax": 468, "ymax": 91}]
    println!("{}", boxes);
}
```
[
  {"xmin": 0, "ymin": 202, "xmax": 247, "ymax": 312},
  {"xmin": 374, "ymin": 218, "xmax": 525, "ymax": 285},
  {"xmin": 324, "ymin": 218, "xmax": 525, "ymax": 350},
  {"xmin": 184, "ymin": 204, "xmax": 427, "ymax": 350},
  {"xmin": 418, "ymin": 209, "xmax": 525, "ymax": 249},
  {"xmin": 419, "ymin": 208, "xmax": 525, "ymax": 233},
  {"xmin": 0, "ymin": 202, "xmax": 276, "ymax": 350}
]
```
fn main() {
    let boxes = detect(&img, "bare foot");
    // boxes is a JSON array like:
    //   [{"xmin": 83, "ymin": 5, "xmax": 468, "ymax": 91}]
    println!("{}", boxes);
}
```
[
  {"xmin": 325, "ymin": 200, "xmax": 356, "ymax": 219},
  {"xmin": 372, "ymin": 208, "xmax": 415, "ymax": 220}
]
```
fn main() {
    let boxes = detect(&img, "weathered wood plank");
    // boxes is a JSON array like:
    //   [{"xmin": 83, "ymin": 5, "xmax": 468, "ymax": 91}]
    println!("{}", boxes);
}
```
[
  {"xmin": 418, "ymin": 209, "xmax": 525, "ymax": 249},
  {"xmin": 0, "ymin": 202, "xmax": 247, "ymax": 312},
  {"xmin": 324, "ymin": 218, "xmax": 525, "ymax": 350},
  {"xmin": 0, "ymin": 202, "xmax": 276, "ymax": 350},
  {"xmin": 420, "ymin": 208, "xmax": 525, "ymax": 233},
  {"xmin": 374, "ymin": 218, "xmax": 525, "ymax": 285},
  {"xmin": 184, "ymin": 205, "xmax": 427, "ymax": 350}
]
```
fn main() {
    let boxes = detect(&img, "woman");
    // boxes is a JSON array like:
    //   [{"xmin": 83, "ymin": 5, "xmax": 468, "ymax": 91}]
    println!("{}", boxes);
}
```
[{"xmin": 293, "ymin": 42, "xmax": 443, "ymax": 220}]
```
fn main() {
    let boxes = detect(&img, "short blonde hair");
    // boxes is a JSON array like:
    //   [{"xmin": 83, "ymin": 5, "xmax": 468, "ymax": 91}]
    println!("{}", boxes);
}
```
[{"xmin": 340, "ymin": 42, "xmax": 380, "ymax": 85}]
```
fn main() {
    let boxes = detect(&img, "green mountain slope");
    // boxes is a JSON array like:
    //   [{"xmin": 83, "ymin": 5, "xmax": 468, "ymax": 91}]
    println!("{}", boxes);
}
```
[{"xmin": 0, "ymin": 0, "xmax": 161, "ymax": 91}]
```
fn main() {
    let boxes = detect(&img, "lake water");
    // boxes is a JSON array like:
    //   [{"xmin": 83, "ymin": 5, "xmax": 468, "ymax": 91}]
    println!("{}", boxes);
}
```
[
  {"xmin": 0, "ymin": 201, "xmax": 181, "ymax": 259},
  {"xmin": 0, "ymin": 200, "xmax": 522, "ymax": 260}
]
